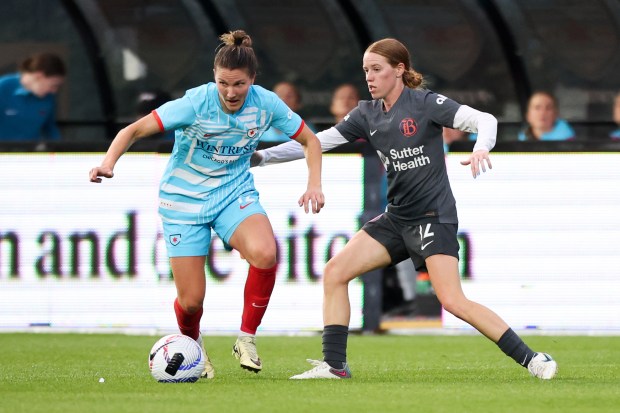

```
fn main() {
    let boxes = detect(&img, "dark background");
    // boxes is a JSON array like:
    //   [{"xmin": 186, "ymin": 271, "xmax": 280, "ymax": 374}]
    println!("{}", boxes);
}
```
[{"xmin": 1, "ymin": 0, "xmax": 619, "ymax": 152}]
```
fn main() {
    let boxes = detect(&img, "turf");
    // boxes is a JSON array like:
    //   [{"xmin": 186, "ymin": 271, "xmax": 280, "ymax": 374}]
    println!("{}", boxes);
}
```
[{"xmin": 0, "ymin": 333, "xmax": 618, "ymax": 413}]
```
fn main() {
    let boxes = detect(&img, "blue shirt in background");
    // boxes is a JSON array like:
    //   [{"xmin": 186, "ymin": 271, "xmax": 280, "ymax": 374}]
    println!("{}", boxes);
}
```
[
  {"xmin": 0, "ymin": 73, "xmax": 61, "ymax": 141},
  {"xmin": 518, "ymin": 119, "xmax": 575, "ymax": 141}
]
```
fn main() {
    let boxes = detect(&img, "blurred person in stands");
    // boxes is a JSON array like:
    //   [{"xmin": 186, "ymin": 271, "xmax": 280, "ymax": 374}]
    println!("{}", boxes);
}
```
[
  {"xmin": 610, "ymin": 91, "xmax": 620, "ymax": 140},
  {"xmin": 330, "ymin": 83, "xmax": 361, "ymax": 123},
  {"xmin": 261, "ymin": 81, "xmax": 313, "ymax": 142},
  {"xmin": 0, "ymin": 53, "xmax": 66, "ymax": 141},
  {"xmin": 518, "ymin": 91, "xmax": 575, "ymax": 141},
  {"xmin": 253, "ymin": 37, "xmax": 558, "ymax": 381},
  {"xmin": 442, "ymin": 127, "xmax": 469, "ymax": 153},
  {"xmin": 135, "ymin": 89, "xmax": 174, "ymax": 140},
  {"xmin": 136, "ymin": 89, "xmax": 172, "ymax": 119},
  {"xmin": 89, "ymin": 30, "xmax": 324, "ymax": 378}
]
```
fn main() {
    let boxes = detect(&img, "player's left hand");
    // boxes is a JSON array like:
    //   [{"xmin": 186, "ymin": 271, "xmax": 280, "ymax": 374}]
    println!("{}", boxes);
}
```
[
  {"xmin": 298, "ymin": 185, "xmax": 325, "ymax": 214},
  {"xmin": 460, "ymin": 150, "xmax": 492, "ymax": 178}
]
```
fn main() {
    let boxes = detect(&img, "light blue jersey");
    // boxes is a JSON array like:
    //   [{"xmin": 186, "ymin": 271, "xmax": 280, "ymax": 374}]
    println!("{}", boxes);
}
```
[{"xmin": 154, "ymin": 83, "xmax": 304, "ymax": 225}]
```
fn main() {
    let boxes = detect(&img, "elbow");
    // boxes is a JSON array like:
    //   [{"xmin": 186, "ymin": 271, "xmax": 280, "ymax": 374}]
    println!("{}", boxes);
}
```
[{"xmin": 483, "ymin": 112, "xmax": 498, "ymax": 128}]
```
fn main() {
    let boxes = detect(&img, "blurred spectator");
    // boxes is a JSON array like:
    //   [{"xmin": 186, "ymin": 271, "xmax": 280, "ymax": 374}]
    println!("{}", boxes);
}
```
[
  {"xmin": 274, "ymin": 81, "xmax": 302, "ymax": 112},
  {"xmin": 442, "ymin": 127, "xmax": 469, "ymax": 153},
  {"xmin": 136, "ymin": 89, "xmax": 172, "ymax": 118},
  {"xmin": 260, "ymin": 81, "xmax": 313, "ymax": 142},
  {"xmin": 0, "ymin": 53, "xmax": 66, "ymax": 141},
  {"xmin": 518, "ymin": 91, "xmax": 575, "ymax": 141},
  {"xmin": 136, "ymin": 89, "xmax": 174, "ymax": 139},
  {"xmin": 330, "ymin": 83, "xmax": 360, "ymax": 123},
  {"xmin": 610, "ymin": 91, "xmax": 620, "ymax": 140}
]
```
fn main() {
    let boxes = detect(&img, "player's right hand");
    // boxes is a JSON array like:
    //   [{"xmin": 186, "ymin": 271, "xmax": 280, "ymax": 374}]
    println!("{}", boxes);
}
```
[{"xmin": 89, "ymin": 166, "xmax": 114, "ymax": 183}]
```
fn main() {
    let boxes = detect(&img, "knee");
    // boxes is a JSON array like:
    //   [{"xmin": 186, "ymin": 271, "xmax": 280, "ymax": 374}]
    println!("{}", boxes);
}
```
[
  {"xmin": 322, "ymin": 260, "xmax": 350, "ymax": 290},
  {"xmin": 244, "ymin": 240, "xmax": 277, "ymax": 268},
  {"xmin": 439, "ymin": 296, "xmax": 469, "ymax": 318},
  {"xmin": 177, "ymin": 297, "xmax": 203, "ymax": 314}
]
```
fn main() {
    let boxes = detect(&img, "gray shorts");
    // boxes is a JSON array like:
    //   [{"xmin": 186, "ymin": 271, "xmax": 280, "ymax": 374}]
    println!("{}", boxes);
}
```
[{"xmin": 362, "ymin": 213, "xmax": 459, "ymax": 271}]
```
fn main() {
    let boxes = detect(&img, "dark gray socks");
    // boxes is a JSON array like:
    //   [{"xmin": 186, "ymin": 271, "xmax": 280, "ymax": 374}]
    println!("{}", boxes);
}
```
[
  {"xmin": 322, "ymin": 324, "xmax": 349, "ymax": 369},
  {"xmin": 497, "ymin": 328, "xmax": 536, "ymax": 367}
]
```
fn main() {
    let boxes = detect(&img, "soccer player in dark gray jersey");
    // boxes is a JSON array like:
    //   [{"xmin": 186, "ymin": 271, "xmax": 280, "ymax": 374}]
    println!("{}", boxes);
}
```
[
  {"xmin": 253, "ymin": 37, "xmax": 558, "ymax": 381},
  {"xmin": 336, "ymin": 88, "xmax": 459, "ymax": 224}
]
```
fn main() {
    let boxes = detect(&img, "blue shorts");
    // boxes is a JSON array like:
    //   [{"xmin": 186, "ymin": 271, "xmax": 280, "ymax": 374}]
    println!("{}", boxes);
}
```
[{"xmin": 162, "ymin": 189, "xmax": 266, "ymax": 257}]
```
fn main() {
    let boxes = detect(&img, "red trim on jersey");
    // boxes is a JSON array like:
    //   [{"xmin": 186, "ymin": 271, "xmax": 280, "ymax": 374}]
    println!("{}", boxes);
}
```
[
  {"xmin": 152, "ymin": 110, "xmax": 165, "ymax": 132},
  {"xmin": 290, "ymin": 120, "xmax": 306, "ymax": 140}
]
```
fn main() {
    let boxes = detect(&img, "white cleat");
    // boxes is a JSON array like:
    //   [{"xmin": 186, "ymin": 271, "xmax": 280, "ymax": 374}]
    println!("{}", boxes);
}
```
[
  {"xmin": 527, "ymin": 352, "xmax": 557, "ymax": 380},
  {"xmin": 196, "ymin": 333, "xmax": 215, "ymax": 379},
  {"xmin": 232, "ymin": 336, "xmax": 262, "ymax": 373},
  {"xmin": 290, "ymin": 359, "xmax": 352, "ymax": 379}
]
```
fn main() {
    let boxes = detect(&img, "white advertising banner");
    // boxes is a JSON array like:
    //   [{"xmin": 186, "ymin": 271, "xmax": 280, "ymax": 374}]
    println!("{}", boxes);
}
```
[
  {"xmin": 443, "ymin": 153, "xmax": 620, "ymax": 331},
  {"xmin": 0, "ymin": 153, "xmax": 364, "ymax": 333},
  {"xmin": 2, "ymin": 152, "xmax": 618, "ymax": 333}
]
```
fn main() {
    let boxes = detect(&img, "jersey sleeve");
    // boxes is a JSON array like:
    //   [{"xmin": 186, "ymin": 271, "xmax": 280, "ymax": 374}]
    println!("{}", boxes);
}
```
[
  {"xmin": 334, "ymin": 106, "xmax": 366, "ymax": 142},
  {"xmin": 154, "ymin": 94, "xmax": 198, "ymax": 131},
  {"xmin": 423, "ymin": 91, "xmax": 461, "ymax": 128}
]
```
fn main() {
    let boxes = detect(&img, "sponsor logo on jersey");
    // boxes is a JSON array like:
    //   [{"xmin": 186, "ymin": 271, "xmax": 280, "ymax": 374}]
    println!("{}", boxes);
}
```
[
  {"xmin": 196, "ymin": 141, "xmax": 255, "ymax": 155},
  {"xmin": 389, "ymin": 145, "xmax": 430, "ymax": 171},
  {"xmin": 399, "ymin": 118, "xmax": 418, "ymax": 137}
]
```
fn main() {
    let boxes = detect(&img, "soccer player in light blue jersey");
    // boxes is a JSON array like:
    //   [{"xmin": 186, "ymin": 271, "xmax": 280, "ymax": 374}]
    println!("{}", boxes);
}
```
[{"xmin": 90, "ymin": 30, "xmax": 324, "ymax": 378}]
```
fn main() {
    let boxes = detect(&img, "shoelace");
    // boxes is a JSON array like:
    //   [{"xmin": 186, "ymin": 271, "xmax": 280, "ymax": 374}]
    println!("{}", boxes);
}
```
[
  {"xmin": 297, "ymin": 359, "xmax": 329, "ymax": 376},
  {"xmin": 306, "ymin": 359, "xmax": 323, "ymax": 367}
]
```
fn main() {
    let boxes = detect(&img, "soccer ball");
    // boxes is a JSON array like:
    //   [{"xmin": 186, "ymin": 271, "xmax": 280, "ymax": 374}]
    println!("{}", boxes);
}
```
[{"xmin": 148, "ymin": 334, "xmax": 205, "ymax": 383}]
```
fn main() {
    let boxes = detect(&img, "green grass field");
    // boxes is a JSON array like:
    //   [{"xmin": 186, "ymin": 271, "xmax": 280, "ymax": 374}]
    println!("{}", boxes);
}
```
[{"xmin": 0, "ymin": 333, "xmax": 618, "ymax": 413}]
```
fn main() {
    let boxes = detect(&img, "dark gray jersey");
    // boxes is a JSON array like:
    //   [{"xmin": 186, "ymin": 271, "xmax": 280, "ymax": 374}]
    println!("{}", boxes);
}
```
[{"xmin": 335, "ymin": 88, "xmax": 460, "ymax": 224}]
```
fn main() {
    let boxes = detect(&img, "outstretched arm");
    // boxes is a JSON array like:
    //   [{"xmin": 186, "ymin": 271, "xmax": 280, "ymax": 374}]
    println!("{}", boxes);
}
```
[
  {"xmin": 251, "ymin": 126, "xmax": 349, "ymax": 167},
  {"xmin": 453, "ymin": 105, "xmax": 497, "ymax": 178},
  {"xmin": 89, "ymin": 113, "xmax": 161, "ymax": 182},
  {"xmin": 293, "ymin": 124, "xmax": 325, "ymax": 214}
]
